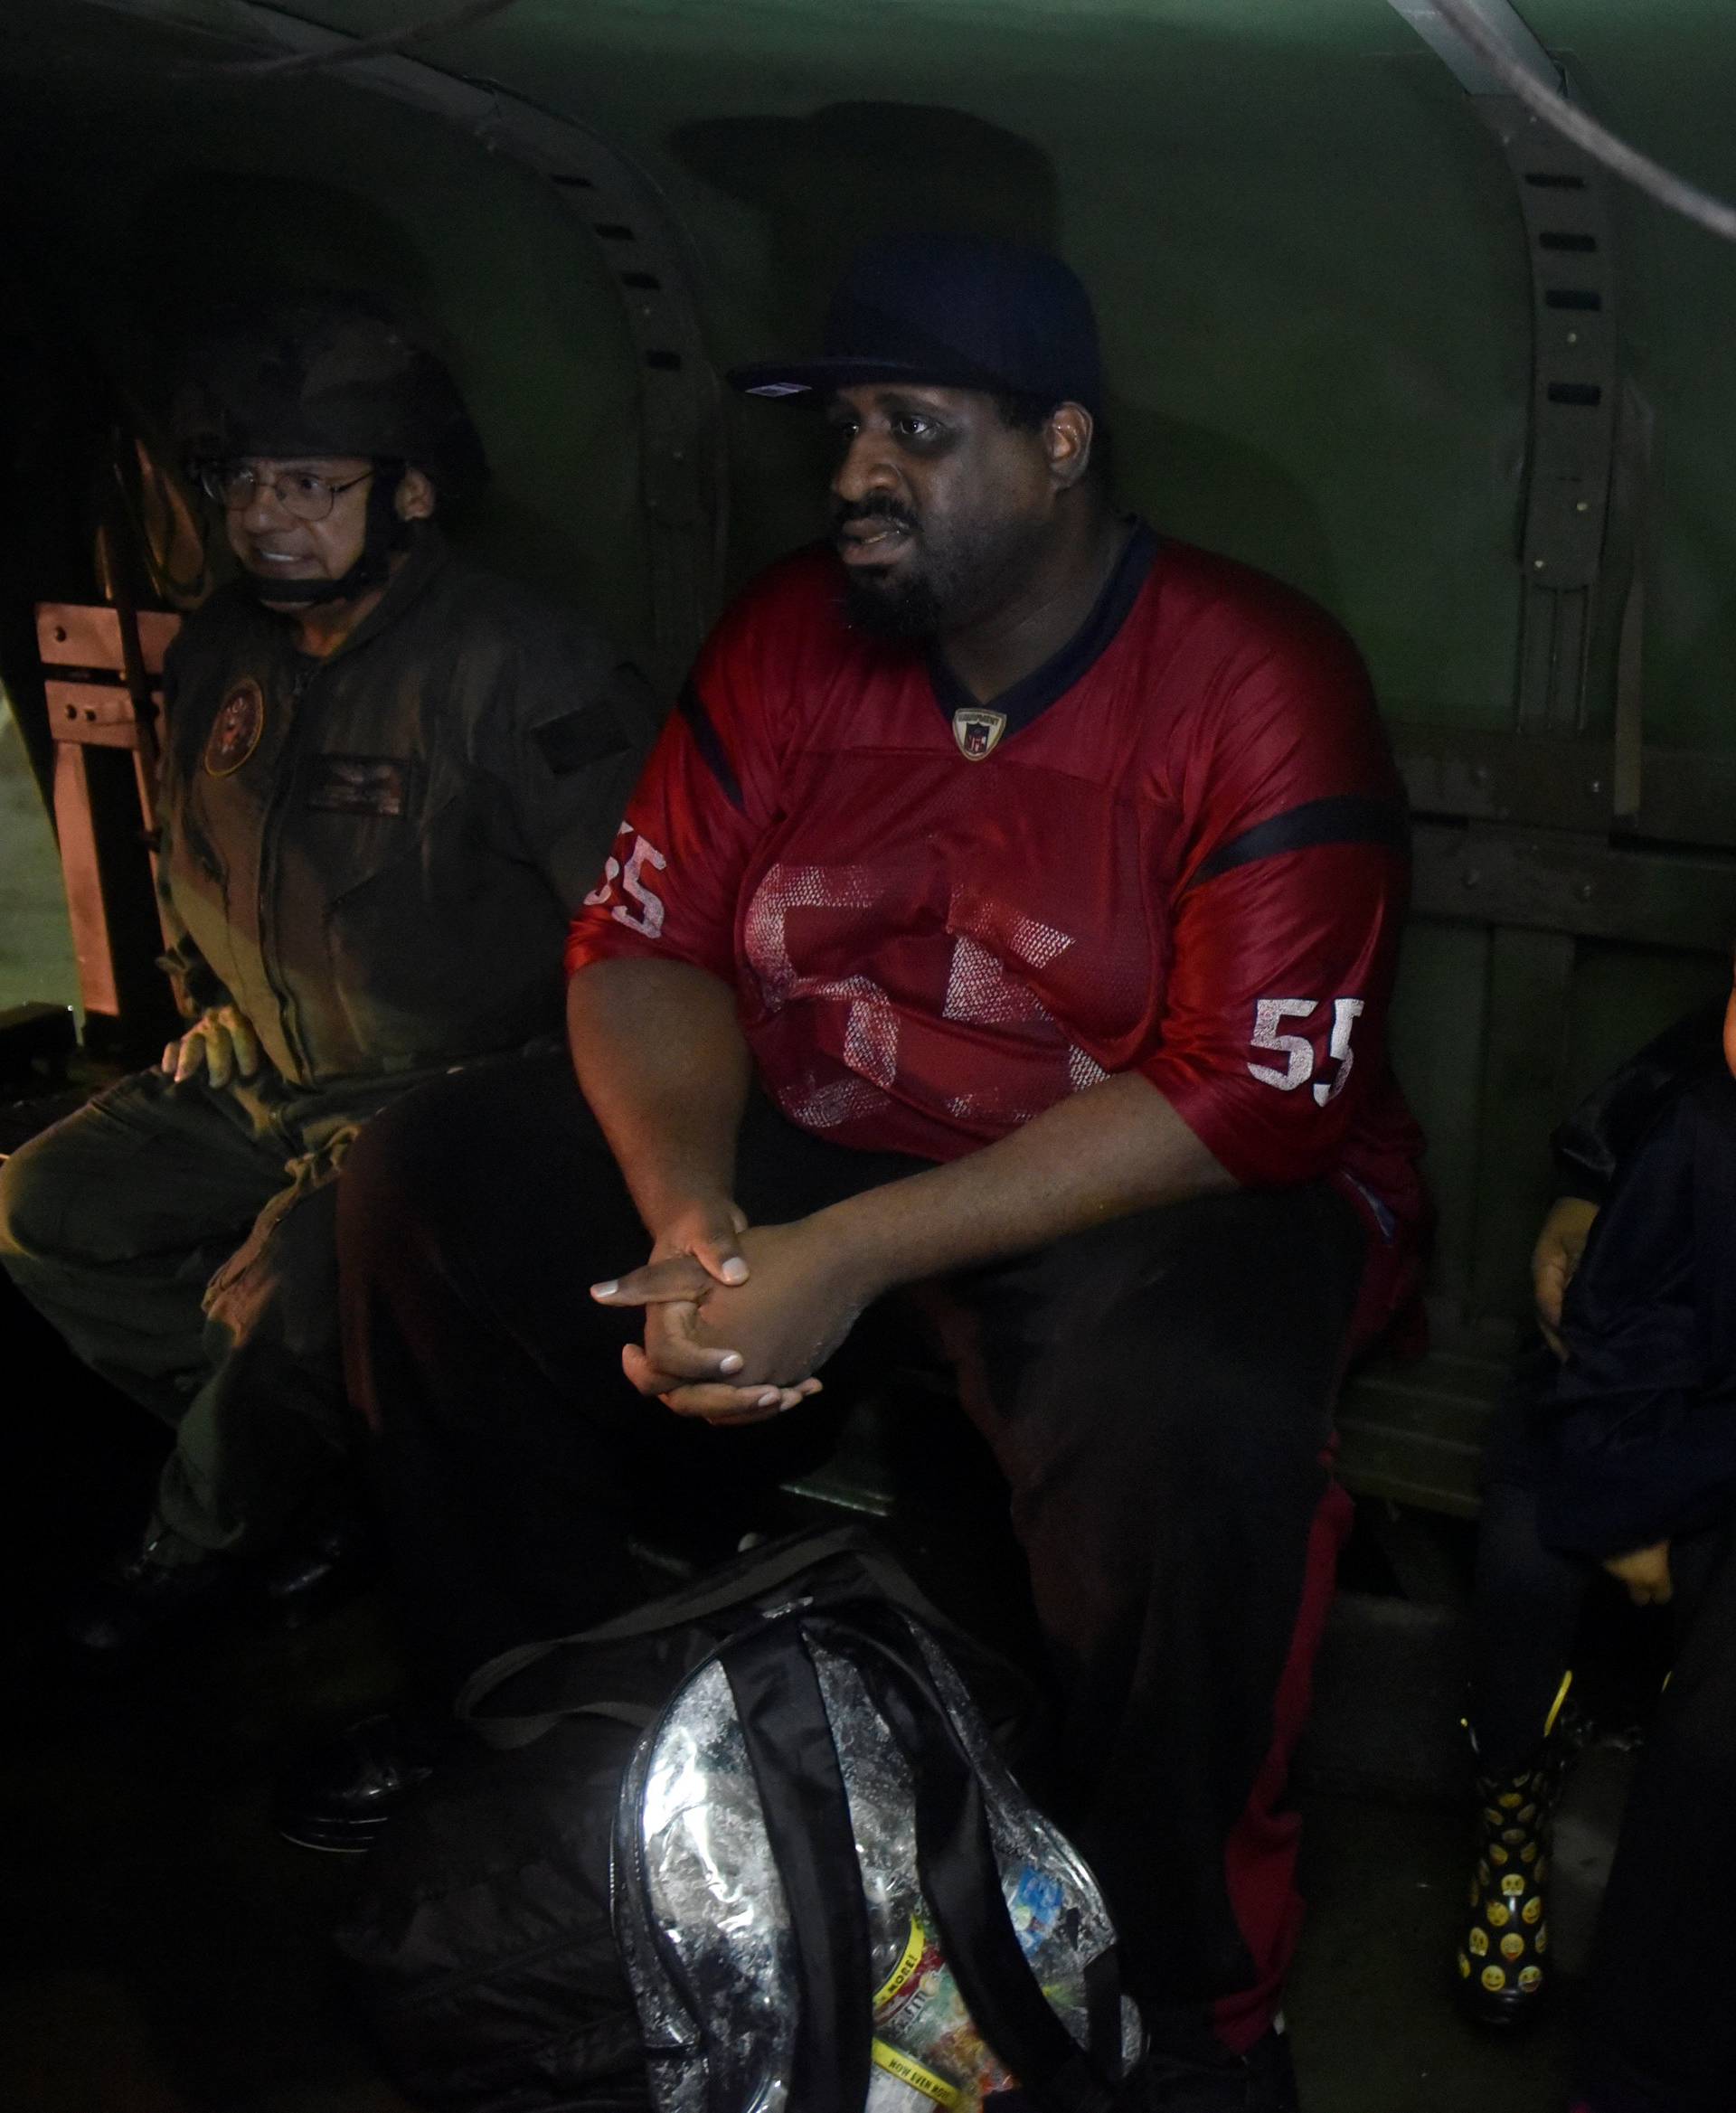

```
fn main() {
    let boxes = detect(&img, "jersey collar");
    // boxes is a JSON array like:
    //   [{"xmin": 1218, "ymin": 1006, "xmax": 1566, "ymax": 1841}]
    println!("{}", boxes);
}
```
[{"xmin": 925, "ymin": 516, "xmax": 1160, "ymax": 747}]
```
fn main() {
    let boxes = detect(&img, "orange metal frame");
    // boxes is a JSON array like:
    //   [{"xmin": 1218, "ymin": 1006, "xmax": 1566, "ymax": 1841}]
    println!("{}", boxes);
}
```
[{"xmin": 35, "ymin": 600, "xmax": 182, "ymax": 1025}]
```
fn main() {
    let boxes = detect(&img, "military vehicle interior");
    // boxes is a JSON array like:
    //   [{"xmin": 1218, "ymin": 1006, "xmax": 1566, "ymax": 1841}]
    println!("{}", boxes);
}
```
[{"xmin": 3, "ymin": 2, "xmax": 1733, "ymax": 2108}]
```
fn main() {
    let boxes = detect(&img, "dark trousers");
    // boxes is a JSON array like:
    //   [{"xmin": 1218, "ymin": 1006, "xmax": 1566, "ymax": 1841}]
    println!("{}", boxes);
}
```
[
  {"xmin": 338, "ymin": 1050, "xmax": 1371, "ymax": 2057},
  {"xmin": 1580, "ymin": 1520, "xmax": 1736, "ymax": 2113},
  {"xmin": 0, "ymin": 1068, "xmax": 360, "ymax": 1551},
  {"xmin": 1470, "ymin": 1483, "xmax": 1736, "ymax": 2113},
  {"xmin": 1469, "ymin": 1482, "xmax": 1722, "ymax": 1773}
]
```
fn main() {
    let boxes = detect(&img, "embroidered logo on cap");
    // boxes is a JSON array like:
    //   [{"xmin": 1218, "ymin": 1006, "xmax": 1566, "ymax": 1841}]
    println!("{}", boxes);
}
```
[
  {"xmin": 952, "ymin": 707, "xmax": 1007, "ymax": 761},
  {"xmin": 204, "ymin": 680, "xmax": 266, "ymax": 777}
]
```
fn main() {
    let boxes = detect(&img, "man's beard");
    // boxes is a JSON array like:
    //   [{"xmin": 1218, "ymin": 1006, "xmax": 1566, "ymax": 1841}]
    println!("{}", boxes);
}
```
[
  {"xmin": 833, "ymin": 495, "xmax": 931, "ymax": 638},
  {"xmin": 834, "ymin": 496, "xmax": 1047, "ymax": 642},
  {"xmin": 842, "ymin": 567, "xmax": 945, "ymax": 640}
]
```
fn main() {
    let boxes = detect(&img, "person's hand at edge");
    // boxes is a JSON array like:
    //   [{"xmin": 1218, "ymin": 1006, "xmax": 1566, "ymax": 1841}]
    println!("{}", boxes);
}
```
[
  {"xmin": 162, "ymin": 1005, "xmax": 263, "ymax": 1090},
  {"xmin": 1533, "ymin": 1195, "xmax": 1599, "ymax": 1358},
  {"xmin": 1602, "ymin": 1540, "xmax": 1673, "ymax": 1607}
]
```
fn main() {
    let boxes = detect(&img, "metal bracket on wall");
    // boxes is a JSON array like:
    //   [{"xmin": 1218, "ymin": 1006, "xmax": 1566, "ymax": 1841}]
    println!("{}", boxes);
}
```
[
  {"xmin": 1410, "ymin": 819, "xmax": 1736, "ymax": 955},
  {"xmin": 35, "ymin": 600, "xmax": 182, "ymax": 1034},
  {"xmin": 87, "ymin": 0, "xmax": 728, "ymax": 693},
  {"xmin": 1482, "ymin": 98, "xmax": 1618, "ymax": 733},
  {"xmin": 1390, "ymin": 3, "xmax": 1621, "ymax": 736}
]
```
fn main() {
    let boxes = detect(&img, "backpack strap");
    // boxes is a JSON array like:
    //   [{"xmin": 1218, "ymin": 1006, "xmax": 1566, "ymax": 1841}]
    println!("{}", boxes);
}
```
[
  {"xmin": 810, "ymin": 1604, "xmax": 1122, "ymax": 2113},
  {"xmin": 459, "ymin": 1695, "xmax": 657, "ymax": 1750},
  {"xmin": 456, "ymin": 1524, "xmax": 887, "ymax": 1735},
  {"xmin": 719, "ymin": 1617, "xmax": 875, "ymax": 2113}
]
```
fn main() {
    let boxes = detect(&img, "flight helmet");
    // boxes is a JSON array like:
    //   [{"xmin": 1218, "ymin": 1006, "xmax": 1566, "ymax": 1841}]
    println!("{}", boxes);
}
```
[{"xmin": 174, "ymin": 292, "xmax": 487, "ymax": 604}]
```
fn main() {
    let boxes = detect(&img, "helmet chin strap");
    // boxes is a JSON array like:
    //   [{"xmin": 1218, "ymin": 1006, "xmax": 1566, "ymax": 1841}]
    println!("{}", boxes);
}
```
[{"xmin": 243, "ymin": 464, "xmax": 411, "ymax": 610}]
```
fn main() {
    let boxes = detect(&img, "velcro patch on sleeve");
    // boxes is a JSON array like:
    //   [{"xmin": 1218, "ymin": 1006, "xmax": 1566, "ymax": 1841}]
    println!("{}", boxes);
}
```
[
  {"xmin": 306, "ymin": 754, "xmax": 411, "ymax": 817},
  {"xmin": 533, "ymin": 704, "xmax": 629, "ymax": 775}
]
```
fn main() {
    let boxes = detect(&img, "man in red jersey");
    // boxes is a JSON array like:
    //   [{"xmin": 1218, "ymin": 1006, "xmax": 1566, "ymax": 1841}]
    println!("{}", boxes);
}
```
[{"xmin": 317, "ymin": 237, "xmax": 1423, "ymax": 2109}]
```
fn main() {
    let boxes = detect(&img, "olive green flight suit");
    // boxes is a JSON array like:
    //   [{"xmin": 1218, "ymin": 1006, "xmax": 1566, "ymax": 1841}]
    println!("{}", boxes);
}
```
[{"xmin": 0, "ymin": 526, "xmax": 657, "ymax": 1552}]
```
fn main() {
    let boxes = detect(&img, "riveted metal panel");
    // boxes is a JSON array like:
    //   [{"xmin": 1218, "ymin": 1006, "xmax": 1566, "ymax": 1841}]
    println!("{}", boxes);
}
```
[
  {"xmin": 36, "ymin": 602, "xmax": 178, "ymax": 674},
  {"xmin": 1413, "ymin": 822, "xmax": 1736, "ymax": 952}
]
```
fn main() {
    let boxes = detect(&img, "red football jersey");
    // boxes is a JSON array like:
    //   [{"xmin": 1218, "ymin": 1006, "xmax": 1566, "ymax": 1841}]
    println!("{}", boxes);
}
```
[{"xmin": 568, "ymin": 525, "xmax": 1424, "ymax": 1236}]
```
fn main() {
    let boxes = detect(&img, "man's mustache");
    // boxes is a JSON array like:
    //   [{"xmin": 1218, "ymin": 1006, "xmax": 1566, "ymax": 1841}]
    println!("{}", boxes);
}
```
[{"xmin": 831, "ymin": 496, "xmax": 920, "ymax": 535}]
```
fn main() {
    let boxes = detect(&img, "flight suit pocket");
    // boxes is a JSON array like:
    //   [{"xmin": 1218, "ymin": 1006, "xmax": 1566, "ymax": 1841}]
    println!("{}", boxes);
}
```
[
  {"xmin": 316, "ymin": 761, "xmax": 428, "ymax": 935},
  {"xmin": 316, "ymin": 779, "xmax": 469, "ymax": 1063},
  {"xmin": 306, "ymin": 753, "xmax": 413, "ymax": 817}
]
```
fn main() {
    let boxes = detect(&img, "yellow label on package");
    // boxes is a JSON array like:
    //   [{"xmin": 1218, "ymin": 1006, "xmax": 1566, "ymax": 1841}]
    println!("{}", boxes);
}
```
[
  {"xmin": 876, "ymin": 1919, "xmax": 929, "ymax": 2008},
  {"xmin": 873, "ymin": 2038, "xmax": 964, "ymax": 2108}
]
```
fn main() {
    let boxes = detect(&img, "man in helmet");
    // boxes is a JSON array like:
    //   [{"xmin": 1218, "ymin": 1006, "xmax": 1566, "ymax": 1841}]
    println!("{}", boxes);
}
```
[{"xmin": 0, "ymin": 295, "xmax": 659, "ymax": 1649}]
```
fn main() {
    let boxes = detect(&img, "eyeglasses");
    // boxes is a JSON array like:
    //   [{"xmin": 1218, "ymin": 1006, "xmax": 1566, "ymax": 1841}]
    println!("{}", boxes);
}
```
[{"xmin": 199, "ymin": 465, "xmax": 374, "ymax": 521}]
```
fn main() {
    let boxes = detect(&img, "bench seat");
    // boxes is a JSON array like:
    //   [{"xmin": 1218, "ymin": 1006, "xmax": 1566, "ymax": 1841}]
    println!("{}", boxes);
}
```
[{"xmin": 787, "ymin": 1346, "xmax": 1510, "ymax": 1526}]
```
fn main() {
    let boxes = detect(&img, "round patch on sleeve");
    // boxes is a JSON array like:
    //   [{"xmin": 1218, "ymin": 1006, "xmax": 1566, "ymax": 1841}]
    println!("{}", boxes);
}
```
[{"xmin": 205, "ymin": 680, "xmax": 266, "ymax": 777}]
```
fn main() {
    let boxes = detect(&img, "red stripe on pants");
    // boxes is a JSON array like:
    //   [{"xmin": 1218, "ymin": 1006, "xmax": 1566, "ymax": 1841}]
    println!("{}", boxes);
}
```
[{"xmin": 1211, "ymin": 1472, "xmax": 1354, "ymax": 2053}]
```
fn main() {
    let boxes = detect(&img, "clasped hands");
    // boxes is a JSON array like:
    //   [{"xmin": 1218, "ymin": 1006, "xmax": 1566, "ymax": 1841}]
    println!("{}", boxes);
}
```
[{"xmin": 591, "ymin": 1202, "xmax": 874, "ymax": 1427}]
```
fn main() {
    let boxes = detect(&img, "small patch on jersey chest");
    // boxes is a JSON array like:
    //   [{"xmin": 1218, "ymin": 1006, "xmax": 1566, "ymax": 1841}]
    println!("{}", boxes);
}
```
[{"xmin": 951, "ymin": 707, "xmax": 1006, "ymax": 760}]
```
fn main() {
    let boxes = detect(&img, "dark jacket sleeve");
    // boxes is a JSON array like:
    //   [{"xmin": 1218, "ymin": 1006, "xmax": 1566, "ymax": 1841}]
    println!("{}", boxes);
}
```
[
  {"xmin": 1533, "ymin": 1069, "xmax": 1736, "ymax": 1556},
  {"xmin": 1552, "ymin": 997, "xmax": 1727, "ymax": 1200},
  {"xmin": 152, "ymin": 626, "xmax": 231, "ymax": 1019},
  {"xmin": 476, "ymin": 608, "xmax": 666, "ymax": 916}
]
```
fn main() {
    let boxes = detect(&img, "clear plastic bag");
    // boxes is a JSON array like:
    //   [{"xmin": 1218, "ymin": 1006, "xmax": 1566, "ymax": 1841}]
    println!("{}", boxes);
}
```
[{"xmin": 614, "ymin": 1618, "xmax": 1141, "ymax": 2113}]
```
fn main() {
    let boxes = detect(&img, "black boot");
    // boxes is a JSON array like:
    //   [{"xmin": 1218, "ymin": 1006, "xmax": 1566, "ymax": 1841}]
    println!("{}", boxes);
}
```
[
  {"xmin": 1127, "ymin": 2023, "xmax": 1299, "ymax": 2112},
  {"xmin": 273, "ymin": 1706, "xmax": 455, "ymax": 1854},
  {"xmin": 1453, "ymin": 1715, "xmax": 1580, "ymax": 2027},
  {"xmin": 65, "ymin": 1514, "xmax": 241, "ymax": 1653},
  {"xmin": 256, "ymin": 1501, "xmax": 382, "ymax": 1630}
]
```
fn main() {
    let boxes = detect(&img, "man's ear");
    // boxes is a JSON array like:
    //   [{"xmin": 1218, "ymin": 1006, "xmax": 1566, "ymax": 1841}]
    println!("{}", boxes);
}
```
[
  {"xmin": 395, "ymin": 466, "xmax": 438, "ymax": 522},
  {"xmin": 1043, "ymin": 402, "xmax": 1095, "ymax": 492}
]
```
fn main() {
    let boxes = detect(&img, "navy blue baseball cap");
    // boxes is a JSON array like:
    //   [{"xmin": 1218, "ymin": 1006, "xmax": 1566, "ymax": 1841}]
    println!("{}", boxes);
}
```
[{"xmin": 729, "ymin": 232, "xmax": 1103, "ymax": 418}]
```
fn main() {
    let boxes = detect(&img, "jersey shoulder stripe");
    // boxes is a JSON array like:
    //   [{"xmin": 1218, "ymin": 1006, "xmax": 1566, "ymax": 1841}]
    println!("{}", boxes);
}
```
[
  {"xmin": 1192, "ymin": 793, "xmax": 1410, "ymax": 885},
  {"xmin": 677, "ymin": 676, "xmax": 746, "ymax": 811}
]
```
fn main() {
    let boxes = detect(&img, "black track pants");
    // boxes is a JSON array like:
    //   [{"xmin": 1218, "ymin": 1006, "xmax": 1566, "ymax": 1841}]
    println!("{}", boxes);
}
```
[{"xmin": 338, "ymin": 1050, "xmax": 1370, "ymax": 2056}]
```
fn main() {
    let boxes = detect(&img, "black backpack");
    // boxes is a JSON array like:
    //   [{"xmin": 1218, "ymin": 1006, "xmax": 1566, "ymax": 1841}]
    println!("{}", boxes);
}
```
[{"xmin": 335, "ymin": 1526, "xmax": 1134, "ymax": 2112}]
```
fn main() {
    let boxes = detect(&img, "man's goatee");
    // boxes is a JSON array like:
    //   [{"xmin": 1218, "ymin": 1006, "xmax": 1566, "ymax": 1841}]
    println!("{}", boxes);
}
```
[{"xmin": 840, "ymin": 573, "xmax": 944, "ymax": 640}]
